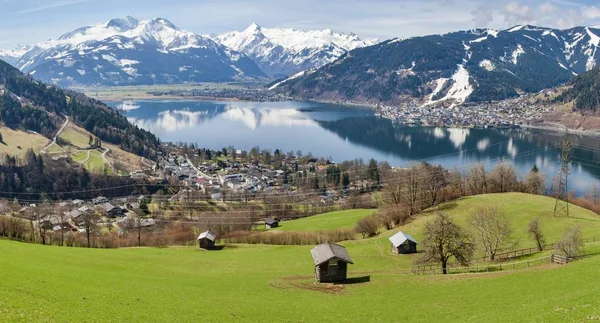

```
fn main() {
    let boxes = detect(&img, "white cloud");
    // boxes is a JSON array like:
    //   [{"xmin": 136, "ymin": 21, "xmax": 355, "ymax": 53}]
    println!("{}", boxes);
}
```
[
  {"xmin": 582, "ymin": 6, "xmax": 600, "ymax": 20},
  {"xmin": 16, "ymin": 0, "xmax": 92, "ymax": 14}
]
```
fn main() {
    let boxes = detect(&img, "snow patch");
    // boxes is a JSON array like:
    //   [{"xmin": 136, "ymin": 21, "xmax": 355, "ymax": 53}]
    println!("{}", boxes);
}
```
[
  {"xmin": 512, "ymin": 44, "xmax": 525, "ymax": 64},
  {"xmin": 444, "ymin": 65, "xmax": 474, "ymax": 104},
  {"xmin": 479, "ymin": 59, "xmax": 495, "ymax": 71},
  {"xmin": 268, "ymin": 70, "xmax": 308, "ymax": 90}
]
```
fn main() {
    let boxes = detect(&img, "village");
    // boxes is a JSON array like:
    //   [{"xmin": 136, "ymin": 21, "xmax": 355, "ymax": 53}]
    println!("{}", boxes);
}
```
[
  {"xmin": 374, "ymin": 95, "xmax": 553, "ymax": 128},
  {"xmin": 2, "ymin": 144, "xmax": 381, "ymax": 242}
]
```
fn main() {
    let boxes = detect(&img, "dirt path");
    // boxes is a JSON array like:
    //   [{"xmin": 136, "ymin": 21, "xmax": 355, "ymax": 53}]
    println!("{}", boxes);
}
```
[
  {"xmin": 79, "ymin": 150, "xmax": 91, "ymax": 165},
  {"xmin": 41, "ymin": 117, "xmax": 69, "ymax": 154}
]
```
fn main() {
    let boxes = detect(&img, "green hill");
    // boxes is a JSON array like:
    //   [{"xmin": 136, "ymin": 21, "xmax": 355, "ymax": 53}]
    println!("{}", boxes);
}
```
[{"xmin": 1, "ymin": 193, "xmax": 600, "ymax": 322}]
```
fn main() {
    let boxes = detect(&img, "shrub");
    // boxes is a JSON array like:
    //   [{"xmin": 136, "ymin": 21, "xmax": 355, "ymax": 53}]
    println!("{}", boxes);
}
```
[
  {"xmin": 354, "ymin": 215, "xmax": 380, "ymax": 238},
  {"xmin": 223, "ymin": 229, "xmax": 355, "ymax": 245}
]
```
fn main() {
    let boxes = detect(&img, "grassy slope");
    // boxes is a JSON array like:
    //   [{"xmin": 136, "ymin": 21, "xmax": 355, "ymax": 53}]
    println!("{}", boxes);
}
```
[
  {"xmin": 277, "ymin": 209, "xmax": 376, "ymax": 231},
  {"xmin": 1, "ymin": 193, "xmax": 600, "ymax": 322},
  {"xmin": 57, "ymin": 123, "xmax": 145, "ymax": 173},
  {"xmin": 0, "ymin": 127, "xmax": 49, "ymax": 158},
  {"xmin": 396, "ymin": 193, "xmax": 600, "ymax": 253},
  {"xmin": 1, "ymin": 239, "xmax": 600, "ymax": 322}
]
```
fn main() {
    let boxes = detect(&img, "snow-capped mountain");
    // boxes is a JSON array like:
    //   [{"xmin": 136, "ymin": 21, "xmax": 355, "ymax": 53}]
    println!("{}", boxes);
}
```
[
  {"xmin": 275, "ymin": 25, "xmax": 600, "ymax": 105},
  {"xmin": 214, "ymin": 23, "xmax": 378, "ymax": 77},
  {"xmin": 0, "ymin": 45, "xmax": 32, "ymax": 66},
  {"xmin": 3, "ymin": 17, "xmax": 265, "ymax": 86}
]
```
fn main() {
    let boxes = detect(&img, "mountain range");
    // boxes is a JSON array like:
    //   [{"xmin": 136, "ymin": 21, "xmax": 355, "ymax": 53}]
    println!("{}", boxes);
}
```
[
  {"xmin": 273, "ymin": 25, "xmax": 600, "ymax": 105},
  {"xmin": 0, "ymin": 17, "xmax": 375, "ymax": 86},
  {"xmin": 214, "ymin": 23, "xmax": 377, "ymax": 77}
]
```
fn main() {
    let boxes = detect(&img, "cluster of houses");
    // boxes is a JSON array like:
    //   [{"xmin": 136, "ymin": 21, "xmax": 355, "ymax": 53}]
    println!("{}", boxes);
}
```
[
  {"xmin": 375, "ymin": 95, "xmax": 551, "ymax": 128},
  {"xmin": 17, "ymin": 195, "xmax": 155, "ymax": 234},
  {"xmin": 159, "ymin": 149, "xmax": 342, "ymax": 203}
]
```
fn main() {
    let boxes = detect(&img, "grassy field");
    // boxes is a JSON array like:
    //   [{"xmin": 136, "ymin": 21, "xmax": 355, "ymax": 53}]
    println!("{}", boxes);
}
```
[
  {"xmin": 1, "ymin": 193, "xmax": 600, "ymax": 322},
  {"xmin": 277, "ymin": 209, "xmax": 376, "ymax": 231},
  {"xmin": 0, "ymin": 127, "xmax": 49, "ymax": 159},
  {"xmin": 399, "ymin": 193, "xmax": 600, "ymax": 252},
  {"xmin": 51, "ymin": 123, "xmax": 145, "ymax": 173},
  {"xmin": 82, "ymin": 150, "xmax": 105, "ymax": 172}
]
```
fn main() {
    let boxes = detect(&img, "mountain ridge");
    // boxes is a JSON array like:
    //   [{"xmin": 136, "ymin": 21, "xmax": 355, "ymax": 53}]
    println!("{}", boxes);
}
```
[
  {"xmin": 3, "ymin": 16, "xmax": 265, "ymax": 86},
  {"xmin": 273, "ymin": 24, "xmax": 600, "ymax": 106},
  {"xmin": 213, "ymin": 23, "xmax": 378, "ymax": 77}
]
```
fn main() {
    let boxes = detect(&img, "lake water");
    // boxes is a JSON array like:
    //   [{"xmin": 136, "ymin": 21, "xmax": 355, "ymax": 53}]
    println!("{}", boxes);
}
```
[{"xmin": 111, "ymin": 100, "xmax": 600, "ymax": 194}]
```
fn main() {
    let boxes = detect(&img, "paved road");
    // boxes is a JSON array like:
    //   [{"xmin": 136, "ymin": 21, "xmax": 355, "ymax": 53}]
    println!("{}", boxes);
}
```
[
  {"xmin": 41, "ymin": 117, "xmax": 69, "ymax": 154},
  {"xmin": 186, "ymin": 156, "xmax": 211, "ymax": 179}
]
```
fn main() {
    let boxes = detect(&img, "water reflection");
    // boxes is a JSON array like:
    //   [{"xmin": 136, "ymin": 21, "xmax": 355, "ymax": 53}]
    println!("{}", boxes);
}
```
[{"xmin": 115, "ymin": 100, "xmax": 600, "ymax": 194}]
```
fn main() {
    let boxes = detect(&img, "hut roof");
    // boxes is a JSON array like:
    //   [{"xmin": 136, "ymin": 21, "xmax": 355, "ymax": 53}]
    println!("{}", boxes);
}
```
[
  {"xmin": 197, "ymin": 230, "xmax": 216, "ymax": 241},
  {"xmin": 389, "ymin": 231, "xmax": 418, "ymax": 247},
  {"xmin": 264, "ymin": 218, "xmax": 279, "ymax": 225},
  {"xmin": 310, "ymin": 242, "xmax": 354, "ymax": 266}
]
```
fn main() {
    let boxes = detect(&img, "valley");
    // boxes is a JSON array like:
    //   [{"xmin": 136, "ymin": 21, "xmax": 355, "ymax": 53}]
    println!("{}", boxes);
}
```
[{"xmin": 3, "ymin": 6, "xmax": 600, "ymax": 323}]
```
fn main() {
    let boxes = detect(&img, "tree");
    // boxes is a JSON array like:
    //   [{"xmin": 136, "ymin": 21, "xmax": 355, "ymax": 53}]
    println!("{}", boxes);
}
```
[
  {"xmin": 367, "ymin": 159, "xmax": 380, "ymax": 184},
  {"xmin": 556, "ymin": 224, "xmax": 585, "ymax": 258},
  {"xmin": 55, "ymin": 204, "xmax": 69, "ymax": 246},
  {"xmin": 0, "ymin": 130, "xmax": 3, "ymax": 143},
  {"xmin": 82, "ymin": 208, "xmax": 100, "ymax": 247},
  {"xmin": 524, "ymin": 169, "xmax": 546, "ymax": 195},
  {"xmin": 354, "ymin": 215, "xmax": 380, "ymax": 238},
  {"xmin": 527, "ymin": 217, "xmax": 545, "ymax": 252},
  {"xmin": 489, "ymin": 163, "xmax": 518, "ymax": 193},
  {"xmin": 124, "ymin": 216, "xmax": 148, "ymax": 247},
  {"xmin": 342, "ymin": 172, "xmax": 350, "ymax": 189},
  {"xmin": 420, "ymin": 212, "xmax": 475, "ymax": 274},
  {"xmin": 469, "ymin": 207, "xmax": 513, "ymax": 260},
  {"xmin": 467, "ymin": 164, "xmax": 487, "ymax": 195},
  {"xmin": 88, "ymin": 135, "xmax": 93, "ymax": 146}
]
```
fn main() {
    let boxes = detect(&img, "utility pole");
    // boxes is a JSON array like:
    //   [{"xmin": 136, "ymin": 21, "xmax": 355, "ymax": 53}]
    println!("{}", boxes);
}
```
[{"xmin": 554, "ymin": 132, "xmax": 571, "ymax": 217}]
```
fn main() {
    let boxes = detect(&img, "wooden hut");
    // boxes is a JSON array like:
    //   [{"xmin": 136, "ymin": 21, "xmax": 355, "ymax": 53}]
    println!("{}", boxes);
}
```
[
  {"xmin": 264, "ymin": 218, "xmax": 279, "ymax": 230},
  {"xmin": 197, "ymin": 230, "xmax": 216, "ymax": 249},
  {"xmin": 389, "ymin": 231, "xmax": 418, "ymax": 254},
  {"xmin": 310, "ymin": 242, "xmax": 354, "ymax": 283}
]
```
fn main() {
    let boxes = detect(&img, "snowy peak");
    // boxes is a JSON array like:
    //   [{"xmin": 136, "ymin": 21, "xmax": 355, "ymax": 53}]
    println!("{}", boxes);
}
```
[
  {"xmin": 214, "ymin": 24, "xmax": 378, "ymax": 77},
  {"xmin": 1, "ymin": 16, "xmax": 265, "ymax": 86}
]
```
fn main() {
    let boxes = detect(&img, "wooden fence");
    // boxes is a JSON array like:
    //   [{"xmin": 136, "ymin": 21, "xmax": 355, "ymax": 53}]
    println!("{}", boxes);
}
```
[
  {"xmin": 411, "ymin": 256, "xmax": 552, "ymax": 275},
  {"xmin": 550, "ymin": 254, "xmax": 571, "ymax": 265}
]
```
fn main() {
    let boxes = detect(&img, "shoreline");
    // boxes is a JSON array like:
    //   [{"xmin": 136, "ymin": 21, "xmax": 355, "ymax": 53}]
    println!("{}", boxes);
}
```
[{"xmin": 95, "ymin": 93, "xmax": 600, "ymax": 137}]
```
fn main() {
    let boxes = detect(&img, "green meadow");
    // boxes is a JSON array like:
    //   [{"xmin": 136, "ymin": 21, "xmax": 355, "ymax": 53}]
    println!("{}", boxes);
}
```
[{"xmin": 1, "ymin": 193, "xmax": 600, "ymax": 322}]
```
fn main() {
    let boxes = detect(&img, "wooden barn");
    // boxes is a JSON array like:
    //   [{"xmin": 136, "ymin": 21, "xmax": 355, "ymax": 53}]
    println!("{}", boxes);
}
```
[
  {"xmin": 197, "ymin": 230, "xmax": 216, "ymax": 249},
  {"xmin": 264, "ymin": 218, "xmax": 279, "ymax": 230},
  {"xmin": 389, "ymin": 231, "xmax": 418, "ymax": 254},
  {"xmin": 310, "ymin": 242, "xmax": 354, "ymax": 283}
]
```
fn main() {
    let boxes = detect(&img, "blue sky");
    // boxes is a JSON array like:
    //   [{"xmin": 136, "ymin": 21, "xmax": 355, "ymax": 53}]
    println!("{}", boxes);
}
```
[{"xmin": 1, "ymin": 0, "xmax": 600, "ymax": 47}]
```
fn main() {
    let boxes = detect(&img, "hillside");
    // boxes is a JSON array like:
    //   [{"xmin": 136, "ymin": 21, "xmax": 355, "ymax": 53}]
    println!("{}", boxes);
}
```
[
  {"xmin": 0, "ymin": 59, "xmax": 159, "ymax": 158},
  {"xmin": 3, "ymin": 17, "xmax": 265, "ymax": 86},
  {"xmin": 1, "ymin": 193, "xmax": 600, "ymax": 321},
  {"xmin": 274, "ymin": 25, "xmax": 600, "ymax": 106},
  {"xmin": 556, "ymin": 67, "xmax": 600, "ymax": 112}
]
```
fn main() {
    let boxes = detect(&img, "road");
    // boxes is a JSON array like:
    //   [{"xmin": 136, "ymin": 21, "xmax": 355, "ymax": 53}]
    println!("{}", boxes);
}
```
[
  {"xmin": 40, "ymin": 117, "xmax": 69, "ymax": 154},
  {"xmin": 186, "ymin": 156, "xmax": 212, "ymax": 179}
]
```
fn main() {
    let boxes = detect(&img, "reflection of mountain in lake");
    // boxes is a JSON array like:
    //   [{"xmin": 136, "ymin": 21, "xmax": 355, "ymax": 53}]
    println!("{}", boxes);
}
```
[
  {"xmin": 119, "ymin": 99, "xmax": 600, "ymax": 194},
  {"xmin": 127, "ymin": 105, "xmax": 317, "ymax": 134}
]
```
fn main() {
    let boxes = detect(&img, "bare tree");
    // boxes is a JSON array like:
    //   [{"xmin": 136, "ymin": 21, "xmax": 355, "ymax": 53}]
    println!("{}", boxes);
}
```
[
  {"xmin": 489, "ymin": 163, "xmax": 519, "ymax": 193},
  {"xmin": 421, "ymin": 163, "xmax": 446, "ymax": 208},
  {"xmin": 420, "ymin": 212, "xmax": 475, "ymax": 274},
  {"xmin": 124, "ymin": 216, "xmax": 147, "ymax": 247},
  {"xmin": 467, "ymin": 164, "xmax": 487, "ymax": 195},
  {"xmin": 527, "ymin": 217, "xmax": 545, "ymax": 252},
  {"xmin": 82, "ymin": 208, "xmax": 101, "ymax": 248},
  {"xmin": 354, "ymin": 215, "xmax": 379, "ymax": 238},
  {"xmin": 55, "ymin": 204, "xmax": 69, "ymax": 246},
  {"xmin": 469, "ymin": 207, "xmax": 513, "ymax": 260},
  {"xmin": 584, "ymin": 184, "xmax": 600, "ymax": 205},
  {"xmin": 524, "ymin": 170, "xmax": 546, "ymax": 195},
  {"xmin": 556, "ymin": 224, "xmax": 585, "ymax": 259}
]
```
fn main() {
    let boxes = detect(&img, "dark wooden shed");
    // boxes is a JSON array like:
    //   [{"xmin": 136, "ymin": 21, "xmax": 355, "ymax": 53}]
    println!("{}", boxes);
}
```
[
  {"xmin": 265, "ymin": 218, "xmax": 279, "ymax": 230},
  {"xmin": 389, "ymin": 231, "xmax": 418, "ymax": 254},
  {"xmin": 197, "ymin": 230, "xmax": 216, "ymax": 249},
  {"xmin": 310, "ymin": 242, "xmax": 354, "ymax": 283}
]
